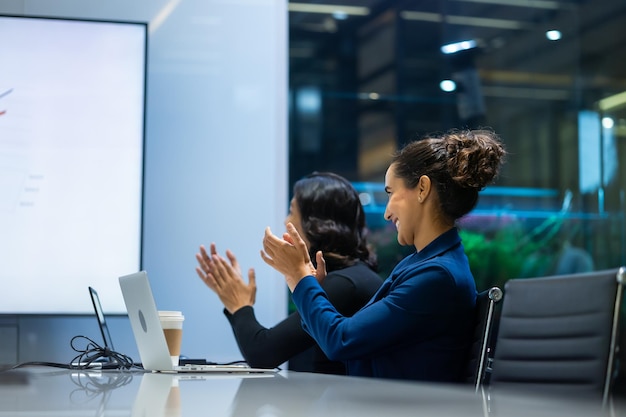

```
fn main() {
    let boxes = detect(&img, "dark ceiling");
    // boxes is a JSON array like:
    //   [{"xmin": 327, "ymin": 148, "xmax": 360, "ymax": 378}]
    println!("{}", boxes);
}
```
[
  {"xmin": 287, "ymin": 0, "xmax": 626, "ymax": 183},
  {"xmin": 288, "ymin": 0, "xmax": 626, "ymax": 102}
]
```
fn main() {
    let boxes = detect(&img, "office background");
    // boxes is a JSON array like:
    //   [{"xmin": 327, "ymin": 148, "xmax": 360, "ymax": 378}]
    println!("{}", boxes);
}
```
[
  {"xmin": 1, "ymin": 0, "xmax": 626, "ymax": 382},
  {"xmin": 286, "ymin": 0, "xmax": 626, "ymax": 288}
]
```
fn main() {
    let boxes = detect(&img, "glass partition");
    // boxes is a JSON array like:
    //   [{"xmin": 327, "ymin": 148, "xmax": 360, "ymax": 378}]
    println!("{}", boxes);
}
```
[{"xmin": 289, "ymin": 0, "xmax": 626, "ymax": 289}]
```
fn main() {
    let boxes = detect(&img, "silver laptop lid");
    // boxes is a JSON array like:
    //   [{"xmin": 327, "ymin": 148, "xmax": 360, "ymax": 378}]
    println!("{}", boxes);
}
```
[{"xmin": 119, "ymin": 271, "xmax": 174, "ymax": 372}]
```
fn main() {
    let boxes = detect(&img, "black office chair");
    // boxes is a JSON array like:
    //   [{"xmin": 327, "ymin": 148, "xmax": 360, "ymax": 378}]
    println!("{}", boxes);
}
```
[
  {"xmin": 489, "ymin": 267, "xmax": 625, "ymax": 404},
  {"xmin": 465, "ymin": 286, "xmax": 503, "ymax": 391}
]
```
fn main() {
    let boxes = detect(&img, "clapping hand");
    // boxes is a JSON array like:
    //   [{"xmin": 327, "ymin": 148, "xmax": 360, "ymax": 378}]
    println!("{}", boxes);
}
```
[
  {"xmin": 260, "ymin": 222, "xmax": 326, "ymax": 292},
  {"xmin": 195, "ymin": 243, "xmax": 256, "ymax": 314}
]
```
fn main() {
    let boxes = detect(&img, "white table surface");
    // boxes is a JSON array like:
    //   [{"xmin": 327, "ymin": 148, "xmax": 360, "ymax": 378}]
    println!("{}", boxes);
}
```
[{"xmin": 0, "ymin": 366, "xmax": 621, "ymax": 417}]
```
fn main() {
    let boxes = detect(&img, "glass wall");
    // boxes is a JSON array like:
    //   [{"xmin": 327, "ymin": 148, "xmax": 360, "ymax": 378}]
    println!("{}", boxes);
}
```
[{"xmin": 288, "ymin": 0, "xmax": 626, "ymax": 289}]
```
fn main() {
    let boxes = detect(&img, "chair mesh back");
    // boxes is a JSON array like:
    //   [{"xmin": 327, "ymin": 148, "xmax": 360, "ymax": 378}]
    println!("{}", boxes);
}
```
[{"xmin": 490, "ymin": 268, "xmax": 623, "ymax": 398}]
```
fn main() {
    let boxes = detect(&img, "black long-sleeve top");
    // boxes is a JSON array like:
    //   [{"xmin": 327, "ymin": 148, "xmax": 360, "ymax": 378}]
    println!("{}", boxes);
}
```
[{"xmin": 224, "ymin": 261, "xmax": 383, "ymax": 374}]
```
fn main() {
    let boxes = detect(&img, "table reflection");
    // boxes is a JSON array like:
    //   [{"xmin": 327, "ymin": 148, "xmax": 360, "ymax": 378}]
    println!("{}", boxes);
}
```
[
  {"xmin": 69, "ymin": 370, "xmax": 134, "ymax": 416},
  {"xmin": 0, "ymin": 367, "xmax": 623, "ymax": 417},
  {"xmin": 0, "ymin": 367, "xmax": 138, "ymax": 415}
]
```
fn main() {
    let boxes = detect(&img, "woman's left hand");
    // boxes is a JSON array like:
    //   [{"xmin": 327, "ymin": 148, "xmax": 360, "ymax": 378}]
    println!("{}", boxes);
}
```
[
  {"xmin": 260, "ymin": 222, "xmax": 326, "ymax": 291},
  {"xmin": 196, "ymin": 244, "xmax": 256, "ymax": 314}
]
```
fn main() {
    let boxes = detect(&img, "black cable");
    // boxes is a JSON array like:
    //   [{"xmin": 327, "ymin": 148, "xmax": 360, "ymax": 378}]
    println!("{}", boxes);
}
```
[
  {"xmin": 3, "ymin": 336, "xmax": 138, "ymax": 372},
  {"xmin": 8, "ymin": 361, "xmax": 73, "ymax": 370},
  {"xmin": 2, "ymin": 336, "xmax": 272, "ymax": 372},
  {"xmin": 69, "ymin": 335, "xmax": 136, "ymax": 370},
  {"xmin": 221, "ymin": 360, "xmax": 252, "ymax": 366}
]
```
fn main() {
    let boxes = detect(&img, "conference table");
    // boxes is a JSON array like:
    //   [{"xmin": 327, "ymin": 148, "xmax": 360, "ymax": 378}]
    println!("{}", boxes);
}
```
[{"xmin": 0, "ymin": 366, "xmax": 622, "ymax": 417}]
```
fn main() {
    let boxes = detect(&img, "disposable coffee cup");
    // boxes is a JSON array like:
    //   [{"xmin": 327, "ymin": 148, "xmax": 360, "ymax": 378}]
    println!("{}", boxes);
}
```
[{"xmin": 158, "ymin": 311, "xmax": 184, "ymax": 367}]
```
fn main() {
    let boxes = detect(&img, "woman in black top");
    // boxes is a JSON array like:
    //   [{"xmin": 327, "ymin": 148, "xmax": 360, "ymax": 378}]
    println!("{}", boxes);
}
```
[{"xmin": 195, "ymin": 172, "xmax": 382, "ymax": 374}]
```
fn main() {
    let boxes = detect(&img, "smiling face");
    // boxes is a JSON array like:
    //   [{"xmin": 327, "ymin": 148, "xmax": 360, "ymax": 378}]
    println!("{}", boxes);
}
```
[{"xmin": 383, "ymin": 163, "xmax": 422, "ymax": 247}]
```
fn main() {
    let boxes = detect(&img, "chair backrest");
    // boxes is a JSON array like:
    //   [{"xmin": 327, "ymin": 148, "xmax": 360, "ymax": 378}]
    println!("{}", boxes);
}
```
[
  {"xmin": 489, "ymin": 267, "xmax": 625, "ymax": 403},
  {"xmin": 466, "ymin": 286, "xmax": 503, "ymax": 391}
]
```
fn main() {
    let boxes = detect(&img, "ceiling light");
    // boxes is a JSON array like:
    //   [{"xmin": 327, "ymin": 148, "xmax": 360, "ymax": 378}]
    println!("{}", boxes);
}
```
[
  {"xmin": 597, "ymin": 91, "xmax": 626, "ymax": 112},
  {"xmin": 453, "ymin": 0, "xmax": 563, "ymax": 10},
  {"xmin": 545, "ymin": 30, "xmax": 561, "ymax": 41},
  {"xmin": 332, "ymin": 10, "xmax": 348, "ymax": 20},
  {"xmin": 288, "ymin": 3, "xmax": 369, "ymax": 16},
  {"xmin": 602, "ymin": 117, "xmax": 615, "ymax": 129},
  {"xmin": 440, "ymin": 80, "xmax": 457, "ymax": 92},
  {"xmin": 296, "ymin": 87, "xmax": 321, "ymax": 113},
  {"xmin": 441, "ymin": 39, "xmax": 477, "ymax": 54},
  {"xmin": 399, "ymin": 11, "xmax": 442, "ymax": 23},
  {"xmin": 446, "ymin": 15, "xmax": 526, "ymax": 29},
  {"xmin": 401, "ymin": 11, "xmax": 526, "ymax": 30}
]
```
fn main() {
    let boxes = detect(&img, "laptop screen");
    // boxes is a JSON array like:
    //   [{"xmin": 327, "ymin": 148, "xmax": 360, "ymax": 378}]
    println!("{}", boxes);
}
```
[{"xmin": 89, "ymin": 286, "xmax": 115, "ymax": 350}]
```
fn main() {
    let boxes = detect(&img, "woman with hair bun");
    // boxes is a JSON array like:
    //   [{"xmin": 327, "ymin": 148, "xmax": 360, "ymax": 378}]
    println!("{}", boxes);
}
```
[
  {"xmin": 195, "ymin": 172, "xmax": 382, "ymax": 374},
  {"xmin": 261, "ymin": 128, "xmax": 506, "ymax": 382}
]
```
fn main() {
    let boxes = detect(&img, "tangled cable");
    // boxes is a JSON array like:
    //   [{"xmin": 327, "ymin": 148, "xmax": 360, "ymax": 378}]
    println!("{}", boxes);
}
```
[{"xmin": 69, "ymin": 335, "xmax": 135, "ymax": 370}]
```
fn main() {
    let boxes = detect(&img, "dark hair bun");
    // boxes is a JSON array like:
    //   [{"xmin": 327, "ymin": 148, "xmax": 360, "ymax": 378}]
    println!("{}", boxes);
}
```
[{"xmin": 444, "ymin": 129, "xmax": 506, "ymax": 190}]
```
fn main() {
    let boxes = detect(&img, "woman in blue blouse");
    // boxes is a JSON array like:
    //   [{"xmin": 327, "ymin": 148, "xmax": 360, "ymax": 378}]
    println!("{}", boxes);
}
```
[{"xmin": 259, "ymin": 129, "xmax": 506, "ymax": 382}]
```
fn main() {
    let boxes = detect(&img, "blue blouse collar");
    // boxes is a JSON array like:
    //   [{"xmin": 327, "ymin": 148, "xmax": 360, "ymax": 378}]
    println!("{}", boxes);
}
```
[{"xmin": 412, "ymin": 227, "xmax": 462, "ymax": 262}]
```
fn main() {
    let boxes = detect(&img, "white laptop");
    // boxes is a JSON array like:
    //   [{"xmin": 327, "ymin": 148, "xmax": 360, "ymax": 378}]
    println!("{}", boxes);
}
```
[{"xmin": 119, "ymin": 270, "xmax": 277, "ymax": 374}]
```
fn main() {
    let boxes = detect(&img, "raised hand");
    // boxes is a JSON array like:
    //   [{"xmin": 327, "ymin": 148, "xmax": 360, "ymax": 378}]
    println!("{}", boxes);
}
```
[
  {"xmin": 260, "ymin": 223, "xmax": 323, "ymax": 291},
  {"xmin": 196, "ymin": 243, "xmax": 256, "ymax": 313}
]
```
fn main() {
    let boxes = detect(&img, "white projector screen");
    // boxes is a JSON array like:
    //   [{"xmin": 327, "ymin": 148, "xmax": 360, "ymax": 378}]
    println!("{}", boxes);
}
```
[{"xmin": 0, "ymin": 15, "xmax": 146, "ymax": 314}]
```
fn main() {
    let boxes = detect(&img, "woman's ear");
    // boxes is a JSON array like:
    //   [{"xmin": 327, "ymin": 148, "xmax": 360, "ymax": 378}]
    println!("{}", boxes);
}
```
[{"xmin": 417, "ymin": 175, "xmax": 432, "ymax": 202}]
